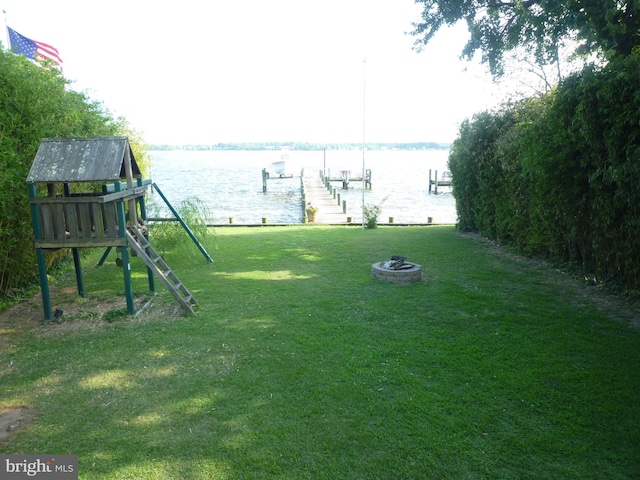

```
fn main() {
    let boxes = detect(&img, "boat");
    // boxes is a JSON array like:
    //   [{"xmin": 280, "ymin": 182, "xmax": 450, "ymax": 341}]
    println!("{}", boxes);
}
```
[{"xmin": 271, "ymin": 147, "xmax": 293, "ymax": 177}]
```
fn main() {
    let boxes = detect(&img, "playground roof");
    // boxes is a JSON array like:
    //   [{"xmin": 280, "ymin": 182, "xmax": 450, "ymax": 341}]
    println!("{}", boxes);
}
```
[{"xmin": 27, "ymin": 136, "xmax": 141, "ymax": 184}]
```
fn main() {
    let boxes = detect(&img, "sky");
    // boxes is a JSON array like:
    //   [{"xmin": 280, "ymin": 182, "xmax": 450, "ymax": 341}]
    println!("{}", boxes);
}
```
[{"xmin": 2, "ymin": 0, "xmax": 508, "ymax": 145}]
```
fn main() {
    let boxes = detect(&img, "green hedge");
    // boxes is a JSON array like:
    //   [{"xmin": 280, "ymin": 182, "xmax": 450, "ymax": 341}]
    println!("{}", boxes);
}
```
[
  {"xmin": 0, "ymin": 50, "xmax": 145, "ymax": 296},
  {"xmin": 449, "ymin": 54, "xmax": 640, "ymax": 291}
]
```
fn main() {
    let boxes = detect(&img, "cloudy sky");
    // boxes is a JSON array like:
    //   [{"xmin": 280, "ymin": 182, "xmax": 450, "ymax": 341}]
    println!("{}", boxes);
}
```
[{"xmin": 3, "ymin": 0, "xmax": 507, "ymax": 145}]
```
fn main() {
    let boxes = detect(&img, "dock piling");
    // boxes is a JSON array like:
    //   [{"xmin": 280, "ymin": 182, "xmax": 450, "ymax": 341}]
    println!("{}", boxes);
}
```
[{"xmin": 429, "ymin": 169, "xmax": 452, "ymax": 194}]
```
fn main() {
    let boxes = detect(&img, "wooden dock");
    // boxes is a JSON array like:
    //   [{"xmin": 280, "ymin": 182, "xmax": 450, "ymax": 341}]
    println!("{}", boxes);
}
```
[
  {"xmin": 302, "ymin": 172, "xmax": 349, "ymax": 224},
  {"xmin": 429, "ymin": 169, "xmax": 452, "ymax": 194},
  {"xmin": 325, "ymin": 168, "xmax": 372, "ymax": 189}
]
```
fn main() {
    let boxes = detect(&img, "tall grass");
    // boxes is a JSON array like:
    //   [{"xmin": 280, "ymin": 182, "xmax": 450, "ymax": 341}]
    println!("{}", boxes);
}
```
[
  {"xmin": 146, "ymin": 196, "xmax": 214, "ymax": 257},
  {"xmin": 1, "ymin": 226, "xmax": 638, "ymax": 479}
]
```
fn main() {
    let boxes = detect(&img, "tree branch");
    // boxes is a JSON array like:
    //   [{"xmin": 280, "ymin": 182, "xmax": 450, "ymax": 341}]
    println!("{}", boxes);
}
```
[{"xmin": 487, "ymin": 0, "xmax": 541, "ymax": 9}]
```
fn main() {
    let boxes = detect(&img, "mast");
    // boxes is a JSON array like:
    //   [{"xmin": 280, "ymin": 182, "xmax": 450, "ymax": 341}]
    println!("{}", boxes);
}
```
[
  {"xmin": 3, "ymin": 10, "xmax": 9, "ymax": 50},
  {"xmin": 361, "ymin": 58, "xmax": 367, "ymax": 230}
]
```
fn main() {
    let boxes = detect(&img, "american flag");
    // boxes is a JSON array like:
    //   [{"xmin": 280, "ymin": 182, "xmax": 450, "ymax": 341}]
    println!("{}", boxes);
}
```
[{"xmin": 7, "ymin": 26, "xmax": 63, "ymax": 68}]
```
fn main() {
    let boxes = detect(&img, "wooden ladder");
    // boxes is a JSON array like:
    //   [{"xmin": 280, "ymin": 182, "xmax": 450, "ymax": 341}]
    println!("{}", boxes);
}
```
[{"xmin": 125, "ymin": 226, "xmax": 197, "ymax": 314}]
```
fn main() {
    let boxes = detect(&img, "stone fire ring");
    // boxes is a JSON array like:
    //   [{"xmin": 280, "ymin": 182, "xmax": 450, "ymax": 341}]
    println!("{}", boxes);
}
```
[{"xmin": 371, "ymin": 261, "xmax": 422, "ymax": 284}]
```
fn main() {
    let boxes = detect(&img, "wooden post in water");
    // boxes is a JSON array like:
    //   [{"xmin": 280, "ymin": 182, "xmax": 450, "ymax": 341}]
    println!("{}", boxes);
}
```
[
  {"xmin": 262, "ymin": 168, "xmax": 268, "ymax": 193},
  {"xmin": 302, "ymin": 191, "xmax": 307, "ymax": 220},
  {"xmin": 428, "ymin": 169, "xmax": 441, "ymax": 194}
]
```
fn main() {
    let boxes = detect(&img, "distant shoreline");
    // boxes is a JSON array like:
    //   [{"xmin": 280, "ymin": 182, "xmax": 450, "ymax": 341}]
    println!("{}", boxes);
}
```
[{"xmin": 148, "ymin": 141, "xmax": 451, "ymax": 152}]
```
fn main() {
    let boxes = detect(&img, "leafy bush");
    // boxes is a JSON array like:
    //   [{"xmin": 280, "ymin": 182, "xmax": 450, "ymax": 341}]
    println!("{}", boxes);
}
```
[
  {"xmin": 362, "ymin": 204, "xmax": 382, "ymax": 229},
  {"xmin": 0, "ymin": 49, "xmax": 146, "ymax": 295},
  {"xmin": 448, "ymin": 108, "xmax": 518, "ymax": 234},
  {"xmin": 448, "ymin": 53, "xmax": 640, "ymax": 291},
  {"xmin": 362, "ymin": 196, "xmax": 387, "ymax": 229}
]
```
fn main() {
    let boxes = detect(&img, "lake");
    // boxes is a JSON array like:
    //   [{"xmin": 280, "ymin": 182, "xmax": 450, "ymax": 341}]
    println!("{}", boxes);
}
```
[{"xmin": 148, "ymin": 149, "xmax": 456, "ymax": 224}]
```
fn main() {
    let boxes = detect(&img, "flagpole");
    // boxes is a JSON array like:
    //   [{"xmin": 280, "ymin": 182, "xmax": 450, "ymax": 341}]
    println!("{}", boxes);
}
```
[
  {"xmin": 361, "ymin": 58, "xmax": 366, "ymax": 231},
  {"xmin": 2, "ymin": 9, "xmax": 9, "ymax": 50}
]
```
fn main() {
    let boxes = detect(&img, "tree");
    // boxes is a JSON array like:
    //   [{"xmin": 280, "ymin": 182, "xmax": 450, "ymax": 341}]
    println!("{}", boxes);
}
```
[
  {"xmin": 411, "ymin": 0, "xmax": 640, "ymax": 77},
  {"xmin": 0, "ymin": 49, "xmax": 146, "ymax": 295}
]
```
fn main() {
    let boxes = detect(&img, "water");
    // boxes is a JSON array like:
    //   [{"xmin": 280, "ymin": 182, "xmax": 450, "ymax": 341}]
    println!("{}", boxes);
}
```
[{"xmin": 148, "ymin": 149, "xmax": 456, "ymax": 224}]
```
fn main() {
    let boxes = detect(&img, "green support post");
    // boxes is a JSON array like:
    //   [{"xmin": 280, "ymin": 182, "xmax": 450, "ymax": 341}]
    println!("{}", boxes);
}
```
[
  {"xmin": 36, "ymin": 249, "xmax": 52, "ymax": 321},
  {"xmin": 72, "ymin": 248, "xmax": 85, "ymax": 298},
  {"xmin": 137, "ymin": 177, "xmax": 155, "ymax": 292},
  {"xmin": 115, "ymin": 182, "xmax": 135, "ymax": 315},
  {"xmin": 152, "ymin": 182, "xmax": 213, "ymax": 263},
  {"xmin": 28, "ymin": 183, "xmax": 52, "ymax": 321},
  {"xmin": 64, "ymin": 183, "xmax": 85, "ymax": 297},
  {"xmin": 97, "ymin": 247, "xmax": 112, "ymax": 266}
]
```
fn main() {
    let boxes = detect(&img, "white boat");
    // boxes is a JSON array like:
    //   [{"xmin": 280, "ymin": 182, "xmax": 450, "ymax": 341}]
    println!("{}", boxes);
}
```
[
  {"xmin": 271, "ymin": 161, "xmax": 289, "ymax": 177},
  {"xmin": 271, "ymin": 147, "xmax": 293, "ymax": 177}
]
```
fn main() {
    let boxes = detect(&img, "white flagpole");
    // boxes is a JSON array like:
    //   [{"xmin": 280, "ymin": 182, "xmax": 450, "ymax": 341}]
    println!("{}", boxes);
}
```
[
  {"xmin": 2, "ymin": 10, "xmax": 9, "ymax": 51},
  {"xmin": 361, "ymin": 58, "xmax": 367, "ymax": 230}
]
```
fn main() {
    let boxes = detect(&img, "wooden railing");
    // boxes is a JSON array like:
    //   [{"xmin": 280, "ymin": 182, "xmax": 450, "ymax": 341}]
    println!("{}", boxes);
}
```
[{"xmin": 29, "ymin": 196, "xmax": 126, "ymax": 248}]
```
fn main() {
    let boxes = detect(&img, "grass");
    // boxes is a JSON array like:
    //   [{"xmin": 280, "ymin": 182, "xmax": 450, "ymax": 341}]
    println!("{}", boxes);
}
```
[{"xmin": 1, "ymin": 225, "xmax": 639, "ymax": 479}]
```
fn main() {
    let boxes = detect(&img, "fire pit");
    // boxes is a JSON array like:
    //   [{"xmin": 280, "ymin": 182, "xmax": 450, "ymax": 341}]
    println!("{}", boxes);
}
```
[{"xmin": 371, "ymin": 256, "xmax": 422, "ymax": 284}]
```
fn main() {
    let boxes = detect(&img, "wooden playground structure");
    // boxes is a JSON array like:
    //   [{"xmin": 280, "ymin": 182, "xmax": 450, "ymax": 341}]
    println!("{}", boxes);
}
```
[{"xmin": 26, "ymin": 136, "xmax": 206, "ymax": 320}]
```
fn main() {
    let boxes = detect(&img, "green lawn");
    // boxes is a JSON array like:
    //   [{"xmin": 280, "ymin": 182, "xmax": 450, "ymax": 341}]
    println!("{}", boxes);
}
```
[{"xmin": 1, "ymin": 226, "xmax": 639, "ymax": 479}]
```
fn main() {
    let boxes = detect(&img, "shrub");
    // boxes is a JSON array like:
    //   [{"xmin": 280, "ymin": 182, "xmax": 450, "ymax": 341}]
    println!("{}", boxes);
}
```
[
  {"xmin": 362, "ymin": 196, "xmax": 387, "ymax": 229},
  {"xmin": 0, "ymin": 49, "xmax": 145, "ymax": 295},
  {"xmin": 448, "ymin": 53, "xmax": 640, "ymax": 291},
  {"xmin": 147, "ymin": 197, "xmax": 213, "ymax": 256}
]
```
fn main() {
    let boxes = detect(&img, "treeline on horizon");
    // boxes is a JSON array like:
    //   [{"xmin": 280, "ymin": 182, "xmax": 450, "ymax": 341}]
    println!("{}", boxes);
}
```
[{"xmin": 148, "ymin": 141, "xmax": 451, "ymax": 151}]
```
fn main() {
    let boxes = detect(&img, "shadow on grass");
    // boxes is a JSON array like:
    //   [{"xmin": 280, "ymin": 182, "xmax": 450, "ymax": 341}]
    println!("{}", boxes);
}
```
[{"xmin": 1, "ymin": 226, "xmax": 639, "ymax": 479}]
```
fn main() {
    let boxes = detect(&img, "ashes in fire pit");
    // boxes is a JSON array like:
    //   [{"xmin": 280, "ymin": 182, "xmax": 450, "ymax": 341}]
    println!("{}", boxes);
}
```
[{"xmin": 371, "ymin": 256, "xmax": 422, "ymax": 284}]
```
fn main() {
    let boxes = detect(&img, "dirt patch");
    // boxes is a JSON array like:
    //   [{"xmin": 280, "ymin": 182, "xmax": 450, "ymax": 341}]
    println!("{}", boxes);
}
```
[
  {"xmin": 0, "ymin": 407, "xmax": 33, "ymax": 442},
  {"xmin": 0, "ymin": 283, "xmax": 160, "ymax": 348}
]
